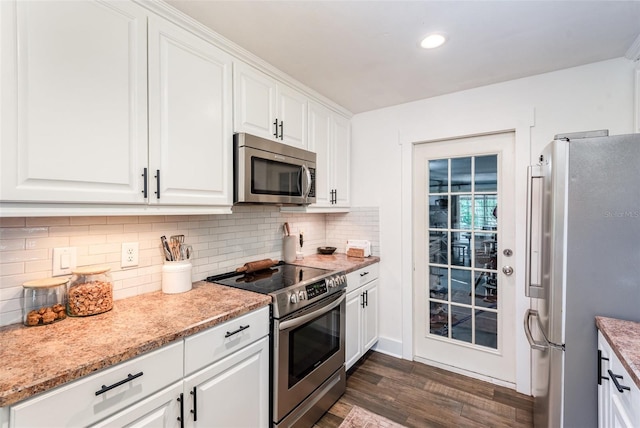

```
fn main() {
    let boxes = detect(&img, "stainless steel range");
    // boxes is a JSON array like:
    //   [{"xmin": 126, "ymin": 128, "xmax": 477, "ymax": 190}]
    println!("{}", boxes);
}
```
[{"xmin": 206, "ymin": 263, "xmax": 347, "ymax": 428}]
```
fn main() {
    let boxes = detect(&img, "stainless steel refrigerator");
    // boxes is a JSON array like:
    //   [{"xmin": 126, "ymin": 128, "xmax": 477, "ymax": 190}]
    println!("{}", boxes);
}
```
[{"xmin": 524, "ymin": 130, "xmax": 640, "ymax": 428}]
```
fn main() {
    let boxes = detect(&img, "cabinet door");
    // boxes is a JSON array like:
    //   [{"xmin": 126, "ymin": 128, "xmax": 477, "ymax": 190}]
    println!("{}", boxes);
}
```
[
  {"xmin": 276, "ymin": 84, "xmax": 307, "ymax": 148},
  {"xmin": 0, "ymin": 0, "xmax": 148, "ymax": 204},
  {"xmin": 308, "ymin": 101, "xmax": 332, "ymax": 206},
  {"xmin": 345, "ymin": 289, "xmax": 364, "ymax": 370},
  {"xmin": 148, "ymin": 16, "xmax": 232, "ymax": 206},
  {"xmin": 598, "ymin": 332, "xmax": 612, "ymax": 428},
  {"xmin": 332, "ymin": 113, "xmax": 351, "ymax": 207},
  {"xmin": 90, "ymin": 382, "xmax": 182, "ymax": 428},
  {"xmin": 362, "ymin": 279, "xmax": 379, "ymax": 353},
  {"xmin": 233, "ymin": 62, "xmax": 277, "ymax": 140},
  {"xmin": 184, "ymin": 337, "xmax": 269, "ymax": 428}
]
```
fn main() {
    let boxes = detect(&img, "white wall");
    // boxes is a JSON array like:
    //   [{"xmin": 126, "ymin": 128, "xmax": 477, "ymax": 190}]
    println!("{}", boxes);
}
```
[{"xmin": 350, "ymin": 57, "xmax": 637, "ymax": 393}]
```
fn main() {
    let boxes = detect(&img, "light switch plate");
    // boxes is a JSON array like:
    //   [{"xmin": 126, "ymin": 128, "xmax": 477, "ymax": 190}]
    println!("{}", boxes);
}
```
[{"xmin": 53, "ymin": 247, "xmax": 77, "ymax": 276}]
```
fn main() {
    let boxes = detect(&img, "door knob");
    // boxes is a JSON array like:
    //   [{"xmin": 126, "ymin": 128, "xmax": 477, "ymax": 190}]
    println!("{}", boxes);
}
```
[{"xmin": 502, "ymin": 266, "xmax": 514, "ymax": 276}]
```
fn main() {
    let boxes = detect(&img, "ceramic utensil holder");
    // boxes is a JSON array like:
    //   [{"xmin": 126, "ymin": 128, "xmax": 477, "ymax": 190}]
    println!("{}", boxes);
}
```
[
  {"xmin": 162, "ymin": 260, "xmax": 193, "ymax": 294},
  {"xmin": 283, "ymin": 236, "xmax": 297, "ymax": 263}
]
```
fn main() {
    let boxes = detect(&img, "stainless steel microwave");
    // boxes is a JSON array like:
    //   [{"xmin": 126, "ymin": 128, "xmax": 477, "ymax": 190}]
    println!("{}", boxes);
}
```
[{"xmin": 234, "ymin": 133, "xmax": 316, "ymax": 205}]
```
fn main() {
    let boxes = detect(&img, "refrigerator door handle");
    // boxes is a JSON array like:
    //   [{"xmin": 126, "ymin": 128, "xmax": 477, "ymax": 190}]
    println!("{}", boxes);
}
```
[
  {"xmin": 525, "ymin": 165, "xmax": 544, "ymax": 298},
  {"xmin": 524, "ymin": 309, "xmax": 548, "ymax": 351},
  {"xmin": 524, "ymin": 309, "xmax": 565, "ymax": 352}
]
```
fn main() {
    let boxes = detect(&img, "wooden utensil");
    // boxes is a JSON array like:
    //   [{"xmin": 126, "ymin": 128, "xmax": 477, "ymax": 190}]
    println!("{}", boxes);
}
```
[{"xmin": 236, "ymin": 259, "xmax": 278, "ymax": 273}]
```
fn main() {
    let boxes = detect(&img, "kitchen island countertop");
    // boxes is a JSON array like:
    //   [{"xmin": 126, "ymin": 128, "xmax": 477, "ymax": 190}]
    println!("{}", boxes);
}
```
[
  {"xmin": 596, "ymin": 316, "xmax": 640, "ymax": 389},
  {"xmin": 0, "ymin": 282, "xmax": 271, "ymax": 407}
]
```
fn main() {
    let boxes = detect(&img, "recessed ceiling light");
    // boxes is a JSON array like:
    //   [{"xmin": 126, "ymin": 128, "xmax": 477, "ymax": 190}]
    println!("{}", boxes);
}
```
[{"xmin": 420, "ymin": 34, "xmax": 446, "ymax": 49}]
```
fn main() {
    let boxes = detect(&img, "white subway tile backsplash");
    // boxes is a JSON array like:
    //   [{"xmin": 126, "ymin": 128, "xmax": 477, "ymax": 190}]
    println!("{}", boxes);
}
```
[
  {"xmin": 0, "ymin": 218, "xmax": 26, "ymax": 227},
  {"xmin": 0, "ymin": 206, "xmax": 380, "ymax": 327},
  {"xmin": 0, "ymin": 227, "xmax": 49, "ymax": 239},
  {"xmin": 0, "ymin": 239, "xmax": 26, "ymax": 252}
]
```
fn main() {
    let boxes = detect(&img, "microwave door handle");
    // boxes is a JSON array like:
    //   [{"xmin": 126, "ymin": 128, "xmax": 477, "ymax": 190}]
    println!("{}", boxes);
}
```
[
  {"xmin": 301, "ymin": 164, "xmax": 312, "ymax": 200},
  {"xmin": 525, "ymin": 165, "xmax": 544, "ymax": 298},
  {"xmin": 279, "ymin": 293, "xmax": 345, "ymax": 331}
]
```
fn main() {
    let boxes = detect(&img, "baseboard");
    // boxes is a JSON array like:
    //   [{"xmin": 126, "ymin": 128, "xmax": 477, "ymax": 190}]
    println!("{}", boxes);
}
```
[{"xmin": 371, "ymin": 336, "xmax": 403, "ymax": 359}]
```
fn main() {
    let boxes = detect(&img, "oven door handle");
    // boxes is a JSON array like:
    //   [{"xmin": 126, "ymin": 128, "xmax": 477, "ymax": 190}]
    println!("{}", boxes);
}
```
[{"xmin": 278, "ymin": 293, "xmax": 345, "ymax": 331}]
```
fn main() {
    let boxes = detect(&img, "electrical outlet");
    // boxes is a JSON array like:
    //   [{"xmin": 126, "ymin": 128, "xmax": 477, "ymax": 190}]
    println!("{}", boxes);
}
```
[{"xmin": 121, "ymin": 242, "xmax": 139, "ymax": 268}]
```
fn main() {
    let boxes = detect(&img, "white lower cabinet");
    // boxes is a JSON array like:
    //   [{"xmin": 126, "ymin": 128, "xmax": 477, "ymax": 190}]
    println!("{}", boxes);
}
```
[
  {"xmin": 183, "ymin": 337, "xmax": 269, "ymax": 428},
  {"xmin": 598, "ymin": 330, "xmax": 640, "ymax": 428},
  {"xmin": 345, "ymin": 264, "xmax": 379, "ymax": 370},
  {"xmin": 6, "ymin": 307, "xmax": 270, "ymax": 428},
  {"xmin": 90, "ymin": 382, "xmax": 182, "ymax": 428}
]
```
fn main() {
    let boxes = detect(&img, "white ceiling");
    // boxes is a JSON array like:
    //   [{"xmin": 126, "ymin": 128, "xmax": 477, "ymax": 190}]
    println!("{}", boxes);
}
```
[{"xmin": 166, "ymin": 1, "xmax": 640, "ymax": 114}]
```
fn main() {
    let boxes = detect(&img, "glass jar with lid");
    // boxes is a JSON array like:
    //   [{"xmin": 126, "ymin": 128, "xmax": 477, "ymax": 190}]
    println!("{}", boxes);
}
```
[
  {"xmin": 22, "ymin": 277, "xmax": 68, "ymax": 326},
  {"xmin": 67, "ymin": 266, "xmax": 113, "ymax": 317}
]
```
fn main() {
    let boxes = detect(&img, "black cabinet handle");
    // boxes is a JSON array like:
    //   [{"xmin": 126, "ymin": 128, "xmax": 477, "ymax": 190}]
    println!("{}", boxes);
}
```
[
  {"xmin": 361, "ymin": 292, "xmax": 365, "ymax": 308},
  {"xmin": 190, "ymin": 386, "xmax": 197, "ymax": 421},
  {"xmin": 142, "ymin": 168, "xmax": 148, "ymax": 198},
  {"xmin": 608, "ymin": 369, "xmax": 631, "ymax": 393},
  {"xmin": 177, "ymin": 392, "xmax": 184, "ymax": 428},
  {"xmin": 360, "ymin": 272, "xmax": 369, "ymax": 277},
  {"xmin": 279, "ymin": 120, "xmax": 284, "ymax": 140},
  {"xmin": 225, "ymin": 324, "xmax": 250, "ymax": 338},
  {"xmin": 154, "ymin": 170, "xmax": 160, "ymax": 199},
  {"xmin": 364, "ymin": 290, "xmax": 368, "ymax": 307},
  {"xmin": 95, "ymin": 372, "xmax": 143, "ymax": 396},
  {"xmin": 598, "ymin": 350, "xmax": 609, "ymax": 385},
  {"xmin": 273, "ymin": 119, "xmax": 279, "ymax": 138},
  {"xmin": 334, "ymin": 189, "xmax": 337, "ymax": 204}
]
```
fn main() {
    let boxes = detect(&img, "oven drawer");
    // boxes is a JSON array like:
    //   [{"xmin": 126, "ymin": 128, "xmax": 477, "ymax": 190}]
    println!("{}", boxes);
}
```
[
  {"xmin": 347, "ymin": 263, "xmax": 379, "ymax": 292},
  {"xmin": 184, "ymin": 306, "xmax": 269, "ymax": 375}
]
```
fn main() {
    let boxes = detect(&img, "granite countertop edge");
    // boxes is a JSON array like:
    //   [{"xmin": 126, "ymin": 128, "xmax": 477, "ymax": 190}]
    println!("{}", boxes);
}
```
[{"xmin": 596, "ymin": 316, "xmax": 640, "ymax": 389}]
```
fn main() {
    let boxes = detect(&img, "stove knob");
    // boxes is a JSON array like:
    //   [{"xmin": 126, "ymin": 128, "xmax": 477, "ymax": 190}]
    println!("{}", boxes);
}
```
[
  {"xmin": 289, "ymin": 293, "xmax": 298, "ymax": 304},
  {"xmin": 298, "ymin": 290, "xmax": 306, "ymax": 300},
  {"xmin": 328, "ymin": 278, "xmax": 335, "ymax": 288}
]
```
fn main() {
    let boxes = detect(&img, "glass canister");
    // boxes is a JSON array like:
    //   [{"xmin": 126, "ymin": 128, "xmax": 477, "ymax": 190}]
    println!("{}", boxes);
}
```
[
  {"xmin": 67, "ymin": 266, "xmax": 113, "ymax": 317},
  {"xmin": 22, "ymin": 277, "xmax": 68, "ymax": 326}
]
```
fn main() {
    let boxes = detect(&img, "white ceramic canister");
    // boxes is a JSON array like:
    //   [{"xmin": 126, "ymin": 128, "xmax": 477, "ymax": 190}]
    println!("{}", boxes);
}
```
[
  {"xmin": 162, "ymin": 260, "xmax": 193, "ymax": 294},
  {"xmin": 283, "ymin": 235, "xmax": 296, "ymax": 263}
]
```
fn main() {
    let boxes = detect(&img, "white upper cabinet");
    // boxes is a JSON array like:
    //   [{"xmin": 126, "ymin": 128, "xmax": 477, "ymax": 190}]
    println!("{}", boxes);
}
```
[
  {"xmin": 307, "ymin": 101, "xmax": 350, "ymax": 209},
  {"xmin": 148, "ymin": 15, "xmax": 233, "ymax": 206},
  {"xmin": 0, "ymin": 0, "xmax": 148, "ymax": 204},
  {"xmin": 0, "ymin": 0, "xmax": 349, "ymax": 216},
  {"xmin": 233, "ymin": 62, "xmax": 307, "ymax": 149}
]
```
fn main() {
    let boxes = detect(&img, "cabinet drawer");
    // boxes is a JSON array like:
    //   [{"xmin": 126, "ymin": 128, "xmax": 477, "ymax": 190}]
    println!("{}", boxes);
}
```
[
  {"xmin": 346, "ymin": 263, "xmax": 379, "ymax": 292},
  {"xmin": 184, "ymin": 306, "xmax": 269, "ymax": 375},
  {"xmin": 9, "ymin": 341, "xmax": 183, "ymax": 427}
]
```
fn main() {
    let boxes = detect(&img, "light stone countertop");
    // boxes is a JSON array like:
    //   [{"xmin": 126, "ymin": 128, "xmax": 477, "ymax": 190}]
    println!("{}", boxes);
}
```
[
  {"xmin": 0, "ymin": 282, "xmax": 271, "ymax": 407},
  {"xmin": 290, "ymin": 252, "xmax": 380, "ymax": 274},
  {"xmin": 0, "ymin": 254, "xmax": 380, "ymax": 408},
  {"xmin": 596, "ymin": 316, "xmax": 640, "ymax": 389}
]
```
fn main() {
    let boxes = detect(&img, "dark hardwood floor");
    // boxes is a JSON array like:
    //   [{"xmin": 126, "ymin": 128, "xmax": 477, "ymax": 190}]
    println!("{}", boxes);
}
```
[{"xmin": 314, "ymin": 351, "xmax": 533, "ymax": 428}]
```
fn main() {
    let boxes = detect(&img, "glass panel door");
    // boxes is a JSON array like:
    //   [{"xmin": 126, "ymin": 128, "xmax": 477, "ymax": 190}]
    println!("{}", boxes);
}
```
[
  {"xmin": 413, "ymin": 132, "xmax": 515, "ymax": 383},
  {"xmin": 428, "ymin": 155, "xmax": 498, "ymax": 348}
]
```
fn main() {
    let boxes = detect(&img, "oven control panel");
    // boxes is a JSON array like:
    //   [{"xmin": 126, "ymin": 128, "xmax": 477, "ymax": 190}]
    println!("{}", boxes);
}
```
[
  {"xmin": 278, "ymin": 272, "xmax": 347, "ymax": 318},
  {"xmin": 306, "ymin": 281, "xmax": 328, "ymax": 299}
]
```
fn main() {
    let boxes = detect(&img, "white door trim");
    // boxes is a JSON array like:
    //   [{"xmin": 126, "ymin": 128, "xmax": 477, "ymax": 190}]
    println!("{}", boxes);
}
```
[{"xmin": 398, "ymin": 106, "xmax": 535, "ymax": 394}]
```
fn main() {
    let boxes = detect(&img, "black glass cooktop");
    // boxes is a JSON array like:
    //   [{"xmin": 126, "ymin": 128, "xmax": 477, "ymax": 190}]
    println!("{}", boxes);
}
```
[{"xmin": 205, "ymin": 264, "xmax": 331, "ymax": 295}]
